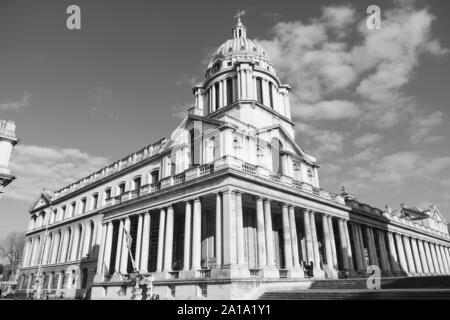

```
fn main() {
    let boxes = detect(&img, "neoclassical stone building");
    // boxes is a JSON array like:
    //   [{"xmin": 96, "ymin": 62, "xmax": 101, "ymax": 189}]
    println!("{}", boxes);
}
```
[
  {"xmin": 0, "ymin": 120, "xmax": 18, "ymax": 199},
  {"xmin": 18, "ymin": 18, "xmax": 450, "ymax": 300}
]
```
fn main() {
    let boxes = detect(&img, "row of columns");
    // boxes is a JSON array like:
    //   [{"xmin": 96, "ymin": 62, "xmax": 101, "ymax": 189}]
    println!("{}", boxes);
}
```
[{"xmin": 349, "ymin": 223, "xmax": 450, "ymax": 276}]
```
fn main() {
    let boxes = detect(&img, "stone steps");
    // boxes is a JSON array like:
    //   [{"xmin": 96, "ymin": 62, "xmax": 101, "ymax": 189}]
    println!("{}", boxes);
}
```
[{"xmin": 259, "ymin": 289, "xmax": 450, "ymax": 300}]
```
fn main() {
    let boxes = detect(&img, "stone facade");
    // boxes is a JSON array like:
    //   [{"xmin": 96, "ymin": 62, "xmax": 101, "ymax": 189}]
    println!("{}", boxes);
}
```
[
  {"xmin": 0, "ymin": 120, "xmax": 18, "ymax": 199},
  {"xmin": 17, "ymin": 19, "xmax": 450, "ymax": 300}
]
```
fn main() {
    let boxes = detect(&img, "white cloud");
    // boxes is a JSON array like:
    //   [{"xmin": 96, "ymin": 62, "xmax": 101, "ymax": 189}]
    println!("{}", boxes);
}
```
[
  {"xmin": 0, "ymin": 92, "xmax": 30, "ymax": 111},
  {"xmin": 292, "ymin": 100, "xmax": 360, "ymax": 121},
  {"xmin": 5, "ymin": 145, "xmax": 109, "ymax": 202},
  {"xmin": 409, "ymin": 110, "xmax": 443, "ymax": 143},
  {"xmin": 353, "ymin": 133, "xmax": 383, "ymax": 149},
  {"xmin": 351, "ymin": 147, "xmax": 382, "ymax": 163}
]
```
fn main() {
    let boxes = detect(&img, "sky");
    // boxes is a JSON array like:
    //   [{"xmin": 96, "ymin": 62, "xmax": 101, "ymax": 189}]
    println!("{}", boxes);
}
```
[{"xmin": 0, "ymin": 0, "xmax": 450, "ymax": 239}]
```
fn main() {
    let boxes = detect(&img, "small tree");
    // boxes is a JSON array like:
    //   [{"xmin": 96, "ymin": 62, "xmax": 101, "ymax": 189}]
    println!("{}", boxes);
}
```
[{"xmin": 0, "ymin": 232, "xmax": 25, "ymax": 280}]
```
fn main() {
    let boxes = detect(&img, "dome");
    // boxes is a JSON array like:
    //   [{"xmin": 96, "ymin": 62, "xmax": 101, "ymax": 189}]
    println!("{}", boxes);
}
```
[{"xmin": 214, "ymin": 37, "xmax": 269, "ymax": 59}]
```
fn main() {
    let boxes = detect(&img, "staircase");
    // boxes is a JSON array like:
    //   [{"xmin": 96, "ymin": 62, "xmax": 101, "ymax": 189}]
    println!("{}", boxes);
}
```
[{"xmin": 258, "ymin": 276, "xmax": 450, "ymax": 300}]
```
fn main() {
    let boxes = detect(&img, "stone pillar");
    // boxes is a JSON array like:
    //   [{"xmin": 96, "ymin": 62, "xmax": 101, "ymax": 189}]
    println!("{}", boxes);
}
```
[
  {"xmin": 114, "ymin": 220, "xmax": 124, "ymax": 273},
  {"xmin": 403, "ymin": 236, "xmax": 416, "ymax": 274},
  {"xmin": 163, "ymin": 206, "xmax": 174, "ymax": 272},
  {"xmin": 356, "ymin": 226, "xmax": 367, "ymax": 270},
  {"xmin": 430, "ymin": 242, "xmax": 440, "ymax": 274},
  {"xmin": 410, "ymin": 238, "xmax": 423, "ymax": 274},
  {"xmin": 215, "ymin": 194, "xmax": 222, "ymax": 268},
  {"xmin": 120, "ymin": 217, "xmax": 131, "ymax": 274},
  {"xmin": 417, "ymin": 240, "xmax": 429, "ymax": 274},
  {"xmin": 328, "ymin": 216, "xmax": 339, "ymax": 270},
  {"xmin": 424, "ymin": 241, "xmax": 435, "ymax": 274},
  {"xmin": 351, "ymin": 224, "xmax": 364, "ymax": 272},
  {"xmin": 192, "ymin": 198, "xmax": 202, "ymax": 270},
  {"xmin": 222, "ymin": 191, "xmax": 237, "ymax": 268},
  {"xmin": 235, "ymin": 192, "xmax": 245, "ymax": 266},
  {"xmin": 394, "ymin": 233, "xmax": 408, "ymax": 274},
  {"xmin": 156, "ymin": 208, "xmax": 166, "ymax": 272},
  {"xmin": 439, "ymin": 246, "xmax": 450, "ymax": 274},
  {"xmin": 303, "ymin": 210, "xmax": 314, "ymax": 266},
  {"xmin": 322, "ymin": 214, "xmax": 336, "ymax": 278},
  {"xmin": 444, "ymin": 247, "xmax": 450, "ymax": 274},
  {"xmin": 140, "ymin": 212, "xmax": 151, "ymax": 272},
  {"xmin": 256, "ymin": 197, "xmax": 266, "ymax": 268},
  {"xmin": 343, "ymin": 221, "xmax": 355, "ymax": 272},
  {"xmin": 281, "ymin": 204, "xmax": 293, "ymax": 269},
  {"xmin": 309, "ymin": 211, "xmax": 322, "ymax": 275},
  {"xmin": 338, "ymin": 220, "xmax": 350, "ymax": 271},
  {"xmin": 375, "ymin": 229, "xmax": 390, "ymax": 273},
  {"xmin": 42, "ymin": 234, "xmax": 52, "ymax": 266},
  {"xmin": 183, "ymin": 201, "xmax": 192, "ymax": 271},
  {"xmin": 264, "ymin": 199, "xmax": 275, "ymax": 268},
  {"xmin": 435, "ymin": 244, "xmax": 445, "ymax": 274},
  {"xmin": 102, "ymin": 222, "xmax": 114, "ymax": 276},
  {"xmin": 70, "ymin": 228, "xmax": 81, "ymax": 262},
  {"xmin": 134, "ymin": 214, "xmax": 143, "ymax": 270},
  {"xmin": 387, "ymin": 232, "xmax": 401, "ymax": 274},
  {"xmin": 289, "ymin": 206, "xmax": 300, "ymax": 269},
  {"xmin": 365, "ymin": 227, "xmax": 378, "ymax": 267}
]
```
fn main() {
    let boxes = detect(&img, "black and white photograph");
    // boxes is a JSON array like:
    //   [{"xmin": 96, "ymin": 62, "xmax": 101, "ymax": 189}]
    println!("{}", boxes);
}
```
[{"xmin": 1, "ymin": 0, "xmax": 450, "ymax": 310}]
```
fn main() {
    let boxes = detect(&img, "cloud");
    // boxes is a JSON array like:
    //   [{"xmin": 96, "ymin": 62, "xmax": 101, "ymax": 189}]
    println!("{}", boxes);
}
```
[
  {"xmin": 90, "ymin": 87, "xmax": 120, "ymax": 120},
  {"xmin": 0, "ymin": 92, "xmax": 30, "ymax": 111},
  {"xmin": 353, "ymin": 133, "xmax": 383, "ymax": 149},
  {"xmin": 261, "ymin": 1, "xmax": 447, "ymax": 127},
  {"xmin": 296, "ymin": 123, "xmax": 346, "ymax": 158},
  {"xmin": 5, "ymin": 145, "xmax": 109, "ymax": 203},
  {"xmin": 409, "ymin": 110, "xmax": 443, "ymax": 143},
  {"xmin": 351, "ymin": 147, "xmax": 382, "ymax": 163}
]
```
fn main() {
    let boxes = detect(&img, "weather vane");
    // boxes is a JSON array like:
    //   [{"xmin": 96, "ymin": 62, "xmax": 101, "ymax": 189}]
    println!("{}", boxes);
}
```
[{"xmin": 234, "ymin": 9, "xmax": 246, "ymax": 23}]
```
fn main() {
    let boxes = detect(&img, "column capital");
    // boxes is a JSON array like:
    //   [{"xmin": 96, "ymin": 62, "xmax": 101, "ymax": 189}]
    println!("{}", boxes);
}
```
[{"xmin": 280, "ymin": 203, "xmax": 289, "ymax": 209}]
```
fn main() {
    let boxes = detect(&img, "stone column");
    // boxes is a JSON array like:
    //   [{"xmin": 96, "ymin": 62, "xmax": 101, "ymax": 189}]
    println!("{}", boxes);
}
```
[
  {"xmin": 417, "ymin": 240, "xmax": 429, "ymax": 274},
  {"xmin": 222, "ymin": 191, "xmax": 237, "ymax": 268},
  {"xmin": 235, "ymin": 192, "xmax": 245, "ymax": 266},
  {"xmin": 327, "ymin": 216, "xmax": 339, "ymax": 270},
  {"xmin": 70, "ymin": 228, "xmax": 81, "ymax": 262},
  {"xmin": 256, "ymin": 197, "xmax": 266, "ymax": 268},
  {"xmin": 281, "ymin": 204, "xmax": 293, "ymax": 269},
  {"xmin": 134, "ymin": 214, "xmax": 143, "ymax": 270},
  {"xmin": 338, "ymin": 219, "xmax": 350, "ymax": 271},
  {"xmin": 343, "ymin": 221, "xmax": 354, "ymax": 272},
  {"xmin": 322, "ymin": 214, "xmax": 335, "ymax": 277},
  {"xmin": 439, "ymin": 246, "xmax": 450, "ymax": 274},
  {"xmin": 120, "ymin": 217, "xmax": 131, "ymax": 274},
  {"xmin": 410, "ymin": 238, "xmax": 423, "ymax": 274},
  {"xmin": 351, "ymin": 224, "xmax": 364, "ymax": 272},
  {"xmin": 192, "ymin": 198, "xmax": 202, "ymax": 270},
  {"xmin": 156, "ymin": 208, "xmax": 166, "ymax": 272},
  {"xmin": 140, "ymin": 212, "xmax": 151, "ymax": 272},
  {"xmin": 356, "ymin": 226, "xmax": 367, "ymax": 270},
  {"xmin": 114, "ymin": 220, "xmax": 124, "ymax": 273},
  {"xmin": 395, "ymin": 233, "xmax": 409, "ymax": 274},
  {"xmin": 387, "ymin": 232, "xmax": 400, "ymax": 274},
  {"xmin": 403, "ymin": 236, "xmax": 416, "ymax": 274},
  {"xmin": 264, "ymin": 199, "xmax": 275, "ymax": 268},
  {"xmin": 444, "ymin": 247, "xmax": 450, "ymax": 274},
  {"xmin": 102, "ymin": 222, "xmax": 114, "ymax": 276},
  {"xmin": 42, "ymin": 234, "xmax": 52, "ymax": 266},
  {"xmin": 183, "ymin": 201, "xmax": 192, "ymax": 271},
  {"xmin": 429, "ymin": 242, "xmax": 440, "ymax": 274},
  {"xmin": 302, "ymin": 209, "xmax": 313, "ymax": 264},
  {"xmin": 215, "ymin": 194, "xmax": 222, "ymax": 268},
  {"xmin": 289, "ymin": 206, "xmax": 300, "ymax": 269},
  {"xmin": 424, "ymin": 241, "xmax": 435, "ymax": 274},
  {"xmin": 375, "ymin": 229, "xmax": 390, "ymax": 273},
  {"xmin": 435, "ymin": 244, "xmax": 445, "ymax": 274},
  {"xmin": 365, "ymin": 227, "xmax": 378, "ymax": 267},
  {"xmin": 309, "ymin": 211, "xmax": 322, "ymax": 273},
  {"xmin": 163, "ymin": 206, "xmax": 174, "ymax": 272}
]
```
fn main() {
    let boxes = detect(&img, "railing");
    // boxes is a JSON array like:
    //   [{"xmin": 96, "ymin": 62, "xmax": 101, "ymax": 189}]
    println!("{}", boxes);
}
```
[
  {"xmin": 249, "ymin": 269, "xmax": 261, "ymax": 277},
  {"xmin": 168, "ymin": 271, "xmax": 179, "ymax": 279},
  {"xmin": 200, "ymin": 164, "xmax": 214, "ymax": 176},
  {"xmin": 150, "ymin": 182, "xmax": 161, "ymax": 193},
  {"xmin": 173, "ymin": 173, "xmax": 186, "ymax": 185},
  {"xmin": 197, "ymin": 269, "xmax": 211, "ymax": 278},
  {"xmin": 269, "ymin": 173, "xmax": 281, "ymax": 182},
  {"xmin": 292, "ymin": 180, "xmax": 302, "ymax": 190},
  {"xmin": 105, "ymin": 198, "xmax": 113, "ymax": 206},
  {"xmin": 279, "ymin": 270, "xmax": 288, "ymax": 279},
  {"xmin": 131, "ymin": 189, "xmax": 140, "ymax": 199},
  {"xmin": 242, "ymin": 162, "xmax": 257, "ymax": 175}
]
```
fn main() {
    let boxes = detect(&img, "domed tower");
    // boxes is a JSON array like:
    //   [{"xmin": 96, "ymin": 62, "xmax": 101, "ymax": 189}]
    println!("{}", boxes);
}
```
[
  {"xmin": 0, "ymin": 120, "xmax": 18, "ymax": 199},
  {"xmin": 191, "ymin": 15, "xmax": 295, "ymax": 138}
]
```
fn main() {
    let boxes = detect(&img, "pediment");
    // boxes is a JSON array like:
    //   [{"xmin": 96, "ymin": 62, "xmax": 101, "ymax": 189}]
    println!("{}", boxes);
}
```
[{"xmin": 29, "ymin": 194, "xmax": 51, "ymax": 213}]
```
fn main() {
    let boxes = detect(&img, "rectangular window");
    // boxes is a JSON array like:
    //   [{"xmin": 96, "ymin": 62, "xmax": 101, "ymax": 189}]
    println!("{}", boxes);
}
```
[
  {"xmin": 214, "ymin": 82, "xmax": 220, "ymax": 110},
  {"xmin": 226, "ymin": 78, "xmax": 233, "ymax": 106},
  {"xmin": 256, "ymin": 78, "xmax": 263, "ymax": 104},
  {"xmin": 92, "ymin": 194, "xmax": 99, "ymax": 210},
  {"xmin": 269, "ymin": 82, "xmax": 274, "ymax": 109},
  {"xmin": 151, "ymin": 170, "xmax": 160, "ymax": 183},
  {"xmin": 81, "ymin": 198, "xmax": 87, "ymax": 213},
  {"xmin": 118, "ymin": 183, "xmax": 125, "ymax": 195}
]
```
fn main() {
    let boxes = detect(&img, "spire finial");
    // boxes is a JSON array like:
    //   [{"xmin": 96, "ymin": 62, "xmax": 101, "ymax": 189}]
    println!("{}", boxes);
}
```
[{"xmin": 234, "ymin": 9, "xmax": 246, "ymax": 25}]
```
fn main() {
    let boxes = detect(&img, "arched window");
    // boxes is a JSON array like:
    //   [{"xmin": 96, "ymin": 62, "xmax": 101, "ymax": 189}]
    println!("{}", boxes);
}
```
[
  {"xmin": 133, "ymin": 176, "xmax": 142, "ymax": 190},
  {"xmin": 256, "ymin": 77, "xmax": 263, "ymax": 104},
  {"xmin": 70, "ymin": 202, "xmax": 77, "ymax": 217},
  {"xmin": 190, "ymin": 128, "xmax": 202, "ymax": 167},
  {"xmin": 91, "ymin": 193, "xmax": 99, "ymax": 210},
  {"xmin": 104, "ymin": 188, "xmax": 112, "ymax": 201},
  {"xmin": 150, "ymin": 170, "xmax": 160, "ymax": 184},
  {"xmin": 50, "ymin": 209, "xmax": 57, "ymax": 224},
  {"xmin": 271, "ymin": 138, "xmax": 283, "ymax": 175},
  {"xmin": 117, "ymin": 183, "xmax": 126, "ymax": 196},
  {"xmin": 81, "ymin": 198, "xmax": 87, "ymax": 214},
  {"xmin": 226, "ymin": 78, "xmax": 233, "ymax": 105},
  {"xmin": 293, "ymin": 162, "xmax": 301, "ymax": 181}
]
